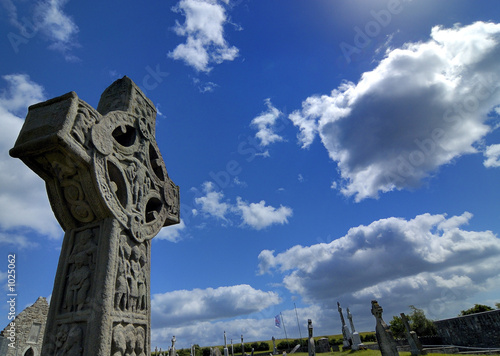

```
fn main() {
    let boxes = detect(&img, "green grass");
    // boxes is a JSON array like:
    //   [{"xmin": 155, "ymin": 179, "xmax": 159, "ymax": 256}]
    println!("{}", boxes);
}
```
[{"xmin": 285, "ymin": 351, "xmax": 498, "ymax": 356}]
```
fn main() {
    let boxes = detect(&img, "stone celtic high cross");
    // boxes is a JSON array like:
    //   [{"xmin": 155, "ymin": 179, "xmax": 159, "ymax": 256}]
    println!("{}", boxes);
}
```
[{"xmin": 10, "ymin": 76, "xmax": 180, "ymax": 355}]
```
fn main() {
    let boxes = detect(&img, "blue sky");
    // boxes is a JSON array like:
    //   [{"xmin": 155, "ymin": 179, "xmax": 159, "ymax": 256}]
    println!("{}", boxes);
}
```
[{"xmin": 2, "ymin": 0, "xmax": 500, "ymax": 351}]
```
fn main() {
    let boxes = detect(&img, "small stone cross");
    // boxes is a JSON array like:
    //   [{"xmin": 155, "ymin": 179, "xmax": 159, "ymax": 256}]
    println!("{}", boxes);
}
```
[{"xmin": 10, "ymin": 76, "xmax": 180, "ymax": 355}]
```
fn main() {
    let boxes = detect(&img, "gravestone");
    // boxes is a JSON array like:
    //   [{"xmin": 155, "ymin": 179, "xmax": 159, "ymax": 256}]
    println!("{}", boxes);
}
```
[
  {"xmin": 307, "ymin": 319, "xmax": 315, "ymax": 356},
  {"xmin": 347, "ymin": 308, "xmax": 364, "ymax": 350},
  {"xmin": 10, "ymin": 76, "xmax": 180, "ymax": 355},
  {"xmin": 214, "ymin": 347, "xmax": 223, "ymax": 356},
  {"xmin": 224, "ymin": 331, "xmax": 229, "ymax": 356},
  {"xmin": 400, "ymin": 313, "xmax": 426, "ymax": 356},
  {"xmin": 272, "ymin": 336, "xmax": 277, "ymax": 355},
  {"xmin": 241, "ymin": 335, "xmax": 244, "ymax": 356},
  {"xmin": 170, "ymin": 335, "xmax": 177, "ymax": 356},
  {"xmin": 371, "ymin": 301, "xmax": 399, "ymax": 356},
  {"xmin": 316, "ymin": 338, "xmax": 330, "ymax": 353},
  {"xmin": 337, "ymin": 302, "xmax": 352, "ymax": 350},
  {"xmin": 289, "ymin": 345, "xmax": 300, "ymax": 354}
]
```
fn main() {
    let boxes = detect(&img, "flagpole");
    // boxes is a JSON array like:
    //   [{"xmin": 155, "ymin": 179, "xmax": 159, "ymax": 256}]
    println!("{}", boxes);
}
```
[
  {"xmin": 294, "ymin": 303, "xmax": 302, "ymax": 339},
  {"xmin": 280, "ymin": 312, "xmax": 290, "ymax": 352}
]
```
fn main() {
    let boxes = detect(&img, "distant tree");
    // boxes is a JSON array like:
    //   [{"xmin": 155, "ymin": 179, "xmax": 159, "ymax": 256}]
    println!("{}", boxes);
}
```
[
  {"xmin": 459, "ymin": 304, "xmax": 494, "ymax": 316},
  {"xmin": 360, "ymin": 334, "xmax": 376, "ymax": 342},
  {"xmin": 328, "ymin": 337, "xmax": 343, "ymax": 346},
  {"xmin": 389, "ymin": 305, "xmax": 437, "ymax": 338},
  {"xmin": 495, "ymin": 302, "xmax": 500, "ymax": 309},
  {"xmin": 258, "ymin": 342, "xmax": 270, "ymax": 351},
  {"xmin": 277, "ymin": 340, "xmax": 291, "ymax": 351},
  {"xmin": 389, "ymin": 315, "xmax": 406, "ymax": 339}
]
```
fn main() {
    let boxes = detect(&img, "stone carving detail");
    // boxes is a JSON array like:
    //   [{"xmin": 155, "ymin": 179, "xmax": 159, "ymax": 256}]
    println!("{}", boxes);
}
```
[
  {"xmin": 71, "ymin": 101, "xmax": 100, "ymax": 150},
  {"xmin": 92, "ymin": 109, "xmax": 178, "ymax": 242},
  {"xmin": 10, "ymin": 76, "xmax": 179, "ymax": 355},
  {"xmin": 54, "ymin": 324, "xmax": 84, "ymax": 356},
  {"xmin": 62, "ymin": 227, "xmax": 98, "ymax": 312},
  {"xmin": 111, "ymin": 324, "xmax": 146, "ymax": 356},
  {"xmin": 115, "ymin": 232, "xmax": 148, "ymax": 312},
  {"xmin": 45, "ymin": 151, "xmax": 96, "ymax": 224}
]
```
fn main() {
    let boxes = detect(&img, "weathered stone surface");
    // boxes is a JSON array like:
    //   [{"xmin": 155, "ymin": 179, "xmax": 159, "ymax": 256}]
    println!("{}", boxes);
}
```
[
  {"xmin": 307, "ymin": 319, "xmax": 315, "ymax": 356},
  {"xmin": 401, "ymin": 313, "xmax": 426, "ymax": 356},
  {"xmin": 0, "ymin": 297, "xmax": 49, "ymax": 356},
  {"xmin": 10, "ymin": 76, "xmax": 180, "ymax": 356},
  {"xmin": 371, "ymin": 300, "xmax": 399, "ymax": 356},
  {"xmin": 337, "ymin": 302, "xmax": 352, "ymax": 350},
  {"xmin": 434, "ymin": 309, "xmax": 500, "ymax": 348},
  {"xmin": 347, "ymin": 308, "xmax": 364, "ymax": 351},
  {"xmin": 316, "ymin": 338, "xmax": 330, "ymax": 353}
]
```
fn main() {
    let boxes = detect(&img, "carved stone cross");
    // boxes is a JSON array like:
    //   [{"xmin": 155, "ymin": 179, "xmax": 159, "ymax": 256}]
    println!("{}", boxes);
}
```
[{"xmin": 10, "ymin": 76, "xmax": 180, "ymax": 355}]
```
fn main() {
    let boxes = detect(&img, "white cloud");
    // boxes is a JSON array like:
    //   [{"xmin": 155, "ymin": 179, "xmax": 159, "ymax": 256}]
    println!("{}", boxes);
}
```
[
  {"xmin": 151, "ymin": 285, "xmax": 281, "ymax": 328},
  {"xmin": 289, "ymin": 22, "xmax": 500, "ymax": 201},
  {"xmin": 34, "ymin": 0, "xmax": 79, "ymax": 44},
  {"xmin": 236, "ymin": 198, "xmax": 292, "ymax": 230},
  {"xmin": 258, "ymin": 212, "xmax": 500, "ymax": 324},
  {"xmin": 2, "ymin": 0, "xmax": 79, "ymax": 60},
  {"xmin": 251, "ymin": 99, "xmax": 284, "ymax": 147},
  {"xmin": 483, "ymin": 143, "xmax": 500, "ymax": 167},
  {"xmin": 194, "ymin": 181, "xmax": 293, "ymax": 230},
  {"xmin": 156, "ymin": 219, "xmax": 187, "ymax": 242},
  {"xmin": 0, "ymin": 74, "xmax": 62, "ymax": 240},
  {"xmin": 169, "ymin": 0, "xmax": 239, "ymax": 72},
  {"xmin": 195, "ymin": 181, "xmax": 231, "ymax": 220}
]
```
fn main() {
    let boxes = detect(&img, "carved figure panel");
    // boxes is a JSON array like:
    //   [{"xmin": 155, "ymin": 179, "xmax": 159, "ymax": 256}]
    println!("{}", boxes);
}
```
[
  {"xmin": 115, "ymin": 232, "xmax": 148, "ymax": 313},
  {"xmin": 112, "ymin": 324, "xmax": 146, "ymax": 356},
  {"xmin": 52, "ymin": 324, "xmax": 84, "ymax": 356},
  {"xmin": 71, "ymin": 101, "xmax": 101, "ymax": 151},
  {"xmin": 61, "ymin": 227, "xmax": 98, "ymax": 313}
]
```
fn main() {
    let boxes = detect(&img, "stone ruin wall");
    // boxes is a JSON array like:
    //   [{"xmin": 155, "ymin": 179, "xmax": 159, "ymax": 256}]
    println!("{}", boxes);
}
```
[
  {"xmin": 433, "ymin": 309, "xmax": 500, "ymax": 348},
  {"xmin": 1, "ymin": 297, "xmax": 49, "ymax": 356}
]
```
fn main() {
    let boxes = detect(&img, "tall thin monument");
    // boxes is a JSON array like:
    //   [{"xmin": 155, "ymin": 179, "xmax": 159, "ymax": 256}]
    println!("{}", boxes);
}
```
[{"xmin": 10, "ymin": 76, "xmax": 180, "ymax": 355}]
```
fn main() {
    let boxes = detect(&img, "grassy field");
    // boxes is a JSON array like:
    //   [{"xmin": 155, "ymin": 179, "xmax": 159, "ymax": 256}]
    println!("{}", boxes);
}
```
[
  {"xmin": 282, "ymin": 351, "xmax": 498, "ymax": 356},
  {"xmin": 172, "ymin": 333, "xmax": 499, "ymax": 356}
]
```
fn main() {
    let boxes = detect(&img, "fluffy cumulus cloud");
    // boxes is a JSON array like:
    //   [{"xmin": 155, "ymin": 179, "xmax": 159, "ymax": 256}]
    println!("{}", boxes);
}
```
[
  {"xmin": 194, "ymin": 181, "xmax": 293, "ymax": 230},
  {"xmin": 169, "ymin": 0, "xmax": 239, "ymax": 72},
  {"xmin": 2, "ymin": 0, "xmax": 79, "ymax": 60},
  {"xmin": 195, "ymin": 181, "xmax": 231, "ymax": 220},
  {"xmin": 251, "ymin": 99, "xmax": 285, "ymax": 147},
  {"xmin": 151, "ymin": 285, "xmax": 281, "ymax": 328},
  {"xmin": 258, "ymin": 212, "xmax": 500, "ymax": 325},
  {"xmin": 0, "ymin": 74, "xmax": 62, "ymax": 244},
  {"xmin": 290, "ymin": 22, "xmax": 500, "ymax": 201},
  {"xmin": 236, "ymin": 198, "xmax": 292, "ymax": 230},
  {"xmin": 483, "ymin": 144, "xmax": 500, "ymax": 168}
]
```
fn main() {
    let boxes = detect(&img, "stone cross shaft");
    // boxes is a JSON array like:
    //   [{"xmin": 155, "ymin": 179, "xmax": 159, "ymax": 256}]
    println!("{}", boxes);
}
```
[{"xmin": 10, "ymin": 76, "xmax": 180, "ymax": 356}]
